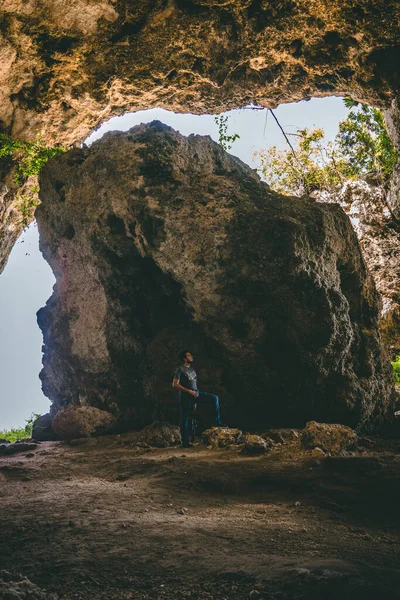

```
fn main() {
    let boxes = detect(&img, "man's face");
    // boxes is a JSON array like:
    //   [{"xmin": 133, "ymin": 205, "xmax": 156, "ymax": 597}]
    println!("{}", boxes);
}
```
[{"xmin": 185, "ymin": 352, "xmax": 194, "ymax": 363}]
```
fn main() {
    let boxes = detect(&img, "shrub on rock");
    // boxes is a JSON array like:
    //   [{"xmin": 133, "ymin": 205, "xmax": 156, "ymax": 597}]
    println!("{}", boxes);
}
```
[
  {"xmin": 137, "ymin": 421, "xmax": 181, "ymax": 447},
  {"xmin": 202, "ymin": 427, "xmax": 243, "ymax": 448},
  {"xmin": 301, "ymin": 421, "xmax": 357, "ymax": 453},
  {"xmin": 52, "ymin": 405, "xmax": 116, "ymax": 441}
]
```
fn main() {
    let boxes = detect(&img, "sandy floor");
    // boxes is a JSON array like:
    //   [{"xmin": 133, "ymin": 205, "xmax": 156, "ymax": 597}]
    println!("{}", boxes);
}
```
[{"xmin": 1, "ymin": 433, "xmax": 400, "ymax": 599}]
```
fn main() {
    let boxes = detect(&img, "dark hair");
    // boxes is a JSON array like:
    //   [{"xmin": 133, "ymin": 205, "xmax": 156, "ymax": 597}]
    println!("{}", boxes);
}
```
[{"xmin": 178, "ymin": 349, "xmax": 190, "ymax": 362}]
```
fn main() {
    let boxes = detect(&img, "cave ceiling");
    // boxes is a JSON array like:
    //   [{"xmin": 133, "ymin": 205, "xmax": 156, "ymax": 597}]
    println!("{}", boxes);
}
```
[{"xmin": 1, "ymin": 0, "xmax": 400, "ymax": 146}]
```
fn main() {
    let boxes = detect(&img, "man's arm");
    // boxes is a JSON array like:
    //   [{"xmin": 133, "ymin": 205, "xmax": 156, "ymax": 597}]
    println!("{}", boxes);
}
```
[{"xmin": 172, "ymin": 378, "xmax": 196, "ymax": 396}]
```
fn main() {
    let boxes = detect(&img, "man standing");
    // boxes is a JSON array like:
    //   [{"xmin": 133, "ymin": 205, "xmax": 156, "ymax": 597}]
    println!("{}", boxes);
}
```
[{"xmin": 172, "ymin": 350, "xmax": 227, "ymax": 448}]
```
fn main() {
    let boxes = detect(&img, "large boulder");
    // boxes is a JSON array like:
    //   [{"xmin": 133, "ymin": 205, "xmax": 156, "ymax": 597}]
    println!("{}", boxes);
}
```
[
  {"xmin": 52, "ymin": 405, "xmax": 116, "ymax": 441},
  {"xmin": 37, "ymin": 122, "xmax": 396, "ymax": 432},
  {"xmin": 32, "ymin": 413, "xmax": 57, "ymax": 441},
  {"xmin": 301, "ymin": 421, "xmax": 358, "ymax": 453}
]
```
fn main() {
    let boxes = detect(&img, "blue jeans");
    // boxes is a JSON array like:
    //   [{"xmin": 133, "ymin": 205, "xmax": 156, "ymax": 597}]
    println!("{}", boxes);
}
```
[{"xmin": 179, "ymin": 391, "xmax": 221, "ymax": 446}]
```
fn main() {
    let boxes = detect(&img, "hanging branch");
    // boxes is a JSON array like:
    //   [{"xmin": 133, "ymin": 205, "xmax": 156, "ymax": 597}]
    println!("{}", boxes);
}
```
[{"xmin": 269, "ymin": 109, "xmax": 309, "ymax": 194}]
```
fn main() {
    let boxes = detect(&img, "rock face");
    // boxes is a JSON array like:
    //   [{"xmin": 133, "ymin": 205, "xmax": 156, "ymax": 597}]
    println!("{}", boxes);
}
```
[
  {"xmin": 52, "ymin": 405, "xmax": 116, "ymax": 441},
  {"xmin": 32, "ymin": 412, "xmax": 57, "ymax": 441},
  {"xmin": 315, "ymin": 180, "xmax": 400, "ymax": 354},
  {"xmin": 1, "ymin": 1, "xmax": 400, "ymax": 276},
  {"xmin": 0, "ymin": 1, "xmax": 400, "ymax": 280},
  {"xmin": 36, "ymin": 122, "xmax": 396, "ymax": 432},
  {"xmin": 1, "ymin": 1, "xmax": 400, "ymax": 149}
]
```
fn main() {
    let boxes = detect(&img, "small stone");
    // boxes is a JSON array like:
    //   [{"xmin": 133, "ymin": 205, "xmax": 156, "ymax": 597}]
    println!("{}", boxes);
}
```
[
  {"xmin": 311, "ymin": 447, "xmax": 326, "ymax": 458},
  {"xmin": 177, "ymin": 508, "xmax": 187, "ymax": 515}
]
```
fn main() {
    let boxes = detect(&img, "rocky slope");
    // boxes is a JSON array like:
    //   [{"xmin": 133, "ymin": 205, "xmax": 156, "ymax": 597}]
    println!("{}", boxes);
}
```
[{"xmin": 36, "ymin": 122, "xmax": 395, "ymax": 432}]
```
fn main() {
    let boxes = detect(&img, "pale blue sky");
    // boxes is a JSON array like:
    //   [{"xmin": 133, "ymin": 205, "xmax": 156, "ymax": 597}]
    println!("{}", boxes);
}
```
[{"xmin": 0, "ymin": 97, "xmax": 350, "ymax": 430}]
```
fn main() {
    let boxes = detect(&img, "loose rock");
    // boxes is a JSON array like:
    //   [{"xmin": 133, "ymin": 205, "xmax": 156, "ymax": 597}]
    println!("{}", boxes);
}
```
[
  {"xmin": 202, "ymin": 428, "xmax": 243, "ymax": 448},
  {"xmin": 52, "ymin": 405, "xmax": 116, "ymax": 442},
  {"xmin": 136, "ymin": 421, "xmax": 181, "ymax": 448},
  {"xmin": 241, "ymin": 434, "xmax": 273, "ymax": 455},
  {"xmin": 0, "ymin": 570, "xmax": 58, "ymax": 599},
  {"xmin": 302, "ymin": 421, "xmax": 358, "ymax": 453}
]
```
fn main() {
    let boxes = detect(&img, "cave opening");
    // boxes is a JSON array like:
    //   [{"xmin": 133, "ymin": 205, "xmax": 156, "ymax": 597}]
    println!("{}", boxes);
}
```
[
  {"xmin": 0, "ymin": 96, "xmax": 355, "ymax": 435},
  {"xmin": 2, "ymin": 94, "xmax": 398, "ymax": 435},
  {"xmin": 1, "ymin": 1, "xmax": 400, "ymax": 595}
]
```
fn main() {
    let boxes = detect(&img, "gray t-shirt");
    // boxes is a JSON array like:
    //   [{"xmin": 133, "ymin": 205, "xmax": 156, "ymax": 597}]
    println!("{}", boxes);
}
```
[{"xmin": 174, "ymin": 365, "xmax": 197, "ymax": 391}]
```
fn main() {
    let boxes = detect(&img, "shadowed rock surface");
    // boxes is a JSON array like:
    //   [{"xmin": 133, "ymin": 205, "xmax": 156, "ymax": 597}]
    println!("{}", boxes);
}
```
[
  {"xmin": 36, "ymin": 122, "xmax": 395, "ymax": 432},
  {"xmin": 316, "ymin": 179, "xmax": 400, "ymax": 354}
]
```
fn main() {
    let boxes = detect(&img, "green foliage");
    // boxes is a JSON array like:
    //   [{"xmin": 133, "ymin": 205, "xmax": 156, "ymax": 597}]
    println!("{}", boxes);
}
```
[
  {"xmin": 337, "ymin": 101, "xmax": 397, "ymax": 181},
  {"xmin": 392, "ymin": 355, "xmax": 400, "ymax": 385},
  {"xmin": 0, "ymin": 133, "xmax": 65, "ymax": 227},
  {"xmin": 0, "ymin": 134, "xmax": 65, "ymax": 185},
  {"xmin": 17, "ymin": 186, "xmax": 40, "ymax": 228},
  {"xmin": 255, "ymin": 127, "xmax": 347, "ymax": 195},
  {"xmin": 0, "ymin": 412, "xmax": 41, "ymax": 443},
  {"xmin": 214, "ymin": 115, "xmax": 240, "ymax": 151},
  {"xmin": 256, "ymin": 100, "xmax": 398, "ymax": 196}
]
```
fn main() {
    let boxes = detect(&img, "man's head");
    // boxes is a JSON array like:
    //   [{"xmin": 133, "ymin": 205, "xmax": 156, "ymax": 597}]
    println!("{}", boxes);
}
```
[{"xmin": 179, "ymin": 350, "xmax": 193, "ymax": 364}]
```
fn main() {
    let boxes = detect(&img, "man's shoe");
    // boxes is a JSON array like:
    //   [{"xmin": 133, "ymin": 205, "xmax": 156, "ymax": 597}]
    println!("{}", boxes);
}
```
[{"xmin": 182, "ymin": 442, "xmax": 194, "ymax": 448}]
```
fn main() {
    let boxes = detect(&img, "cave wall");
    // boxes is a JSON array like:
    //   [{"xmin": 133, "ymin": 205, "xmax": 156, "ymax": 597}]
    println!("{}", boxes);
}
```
[
  {"xmin": 36, "ymin": 122, "xmax": 396, "ymax": 432},
  {"xmin": 1, "ymin": 0, "xmax": 400, "ymax": 147},
  {"xmin": 315, "ymin": 180, "xmax": 400, "ymax": 355},
  {"xmin": 1, "ymin": 0, "xmax": 400, "ymax": 276}
]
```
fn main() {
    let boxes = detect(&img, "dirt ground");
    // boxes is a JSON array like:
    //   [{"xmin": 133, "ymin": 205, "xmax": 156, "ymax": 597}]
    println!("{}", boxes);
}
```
[{"xmin": 1, "ymin": 433, "xmax": 400, "ymax": 600}]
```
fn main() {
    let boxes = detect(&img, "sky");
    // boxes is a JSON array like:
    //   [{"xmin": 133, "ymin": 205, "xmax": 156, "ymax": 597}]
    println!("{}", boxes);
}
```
[{"xmin": 0, "ymin": 96, "xmax": 350, "ymax": 431}]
